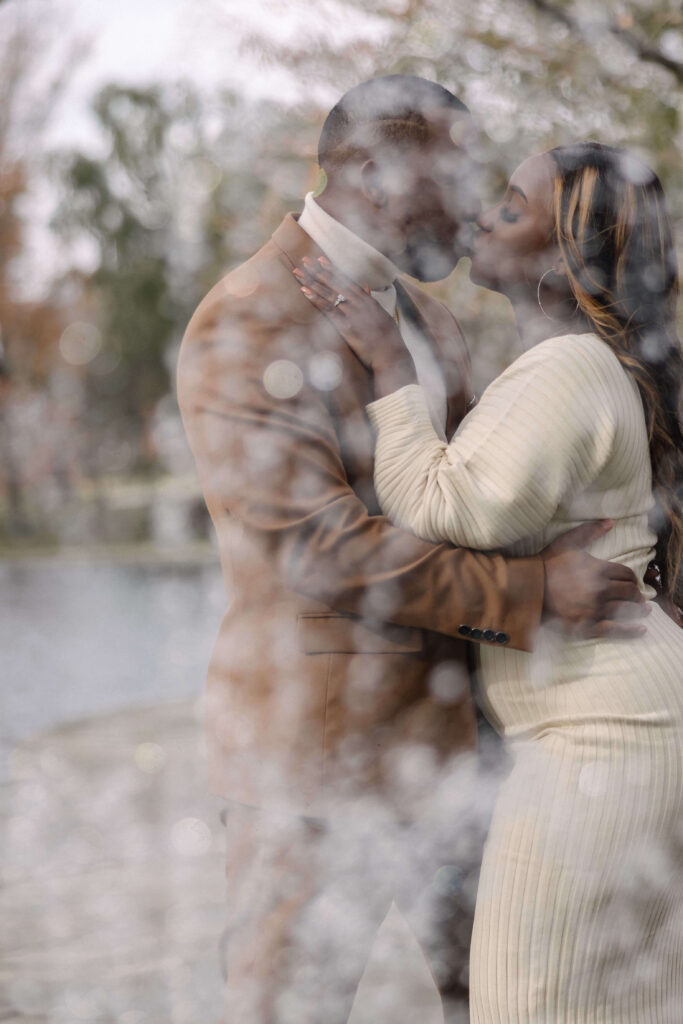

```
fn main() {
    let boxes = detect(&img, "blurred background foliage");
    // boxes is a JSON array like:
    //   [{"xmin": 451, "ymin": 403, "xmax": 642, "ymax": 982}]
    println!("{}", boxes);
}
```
[{"xmin": 0, "ymin": 0, "xmax": 680, "ymax": 549}]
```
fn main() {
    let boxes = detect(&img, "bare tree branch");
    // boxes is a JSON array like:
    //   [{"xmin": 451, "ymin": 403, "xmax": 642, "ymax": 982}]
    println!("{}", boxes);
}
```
[{"xmin": 529, "ymin": 0, "xmax": 683, "ymax": 84}]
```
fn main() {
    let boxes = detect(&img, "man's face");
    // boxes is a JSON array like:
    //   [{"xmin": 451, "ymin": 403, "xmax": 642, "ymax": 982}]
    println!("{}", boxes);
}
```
[{"xmin": 379, "ymin": 113, "xmax": 482, "ymax": 282}]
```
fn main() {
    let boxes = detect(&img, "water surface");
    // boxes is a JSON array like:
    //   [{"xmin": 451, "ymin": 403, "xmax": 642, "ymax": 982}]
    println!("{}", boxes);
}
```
[{"xmin": 0, "ymin": 555, "xmax": 225, "ymax": 756}]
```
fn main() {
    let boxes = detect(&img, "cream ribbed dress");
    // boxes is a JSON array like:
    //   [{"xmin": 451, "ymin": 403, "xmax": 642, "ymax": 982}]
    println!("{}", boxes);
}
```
[{"xmin": 367, "ymin": 333, "xmax": 683, "ymax": 1022}]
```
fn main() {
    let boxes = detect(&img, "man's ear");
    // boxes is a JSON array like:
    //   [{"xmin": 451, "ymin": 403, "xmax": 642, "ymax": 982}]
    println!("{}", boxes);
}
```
[
  {"xmin": 360, "ymin": 159, "xmax": 387, "ymax": 208},
  {"xmin": 312, "ymin": 167, "xmax": 327, "ymax": 197}
]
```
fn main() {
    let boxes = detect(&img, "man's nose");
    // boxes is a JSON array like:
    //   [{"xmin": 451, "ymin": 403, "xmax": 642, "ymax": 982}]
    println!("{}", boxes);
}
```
[
  {"xmin": 455, "ymin": 177, "xmax": 482, "ymax": 223},
  {"xmin": 445, "ymin": 193, "xmax": 480, "ymax": 225},
  {"xmin": 465, "ymin": 195, "xmax": 482, "ymax": 223}
]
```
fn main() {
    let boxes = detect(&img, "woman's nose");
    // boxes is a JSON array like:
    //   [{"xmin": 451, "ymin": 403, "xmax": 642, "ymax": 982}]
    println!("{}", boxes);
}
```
[{"xmin": 476, "ymin": 209, "xmax": 495, "ymax": 233}]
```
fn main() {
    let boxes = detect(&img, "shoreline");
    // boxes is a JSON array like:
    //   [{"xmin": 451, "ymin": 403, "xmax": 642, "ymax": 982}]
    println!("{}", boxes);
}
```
[{"xmin": 0, "ymin": 539, "xmax": 219, "ymax": 567}]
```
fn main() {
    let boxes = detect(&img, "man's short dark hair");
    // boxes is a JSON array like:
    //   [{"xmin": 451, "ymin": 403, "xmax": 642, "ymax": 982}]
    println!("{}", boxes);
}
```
[{"xmin": 318, "ymin": 75, "xmax": 469, "ymax": 172}]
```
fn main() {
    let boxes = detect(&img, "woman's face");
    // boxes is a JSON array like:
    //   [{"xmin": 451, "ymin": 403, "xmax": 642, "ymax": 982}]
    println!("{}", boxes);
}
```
[{"xmin": 470, "ymin": 152, "xmax": 559, "ymax": 293}]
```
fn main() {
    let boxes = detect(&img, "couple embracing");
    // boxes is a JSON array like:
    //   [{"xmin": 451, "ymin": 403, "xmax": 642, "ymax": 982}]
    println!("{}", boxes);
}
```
[{"xmin": 177, "ymin": 75, "xmax": 683, "ymax": 1023}]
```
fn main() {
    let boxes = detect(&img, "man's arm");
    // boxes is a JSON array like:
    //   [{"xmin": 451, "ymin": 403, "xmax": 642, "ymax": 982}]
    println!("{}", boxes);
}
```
[
  {"xmin": 178, "ymin": 301, "xmax": 542, "ymax": 650},
  {"xmin": 177, "ymin": 298, "xmax": 646, "ymax": 649}
]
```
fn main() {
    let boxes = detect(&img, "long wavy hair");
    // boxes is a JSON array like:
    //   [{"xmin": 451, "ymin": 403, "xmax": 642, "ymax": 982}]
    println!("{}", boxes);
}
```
[{"xmin": 549, "ymin": 142, "xmax": 683, "ymax": 599}]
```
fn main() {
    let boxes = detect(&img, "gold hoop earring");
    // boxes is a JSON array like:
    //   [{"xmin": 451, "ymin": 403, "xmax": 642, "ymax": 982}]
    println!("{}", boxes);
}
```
[
  {"xmin": 537, "ymin": 268, "xmax": 557, "ymax": 321},
  {"xmin": 537, "ymin": 268, "xmax": 579, "ymax": 321}
]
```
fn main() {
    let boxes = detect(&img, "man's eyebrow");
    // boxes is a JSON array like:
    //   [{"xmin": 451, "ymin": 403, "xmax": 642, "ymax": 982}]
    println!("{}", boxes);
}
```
[{"xmin": 508, "ymin": 184, "xmax": 528, "ymax": 203}]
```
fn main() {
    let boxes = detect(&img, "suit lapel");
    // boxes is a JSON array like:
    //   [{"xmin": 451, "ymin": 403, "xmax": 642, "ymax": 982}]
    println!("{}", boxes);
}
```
[{"xmin": 272, "ymin": 213, "xmax": 379, "ymax": 508}]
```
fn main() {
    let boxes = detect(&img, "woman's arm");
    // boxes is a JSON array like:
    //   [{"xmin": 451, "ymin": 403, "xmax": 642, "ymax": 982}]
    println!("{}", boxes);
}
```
[
  {"xmin": 293, "ymin": 255, "xmax": 620, "ymax": 551},
  {"xmin": 292, "ymin": 259, "xmax": 649, "ymax": 634},
  {"xmin": 367, "ymin": 334, "xmax": 619, "ymax": 550}
]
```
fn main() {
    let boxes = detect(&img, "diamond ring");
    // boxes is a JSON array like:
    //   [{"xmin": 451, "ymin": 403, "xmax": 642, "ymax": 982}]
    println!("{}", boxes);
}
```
[{"xmin": 333, "ymin": 294, "xmax": 347, "ymax": 308}]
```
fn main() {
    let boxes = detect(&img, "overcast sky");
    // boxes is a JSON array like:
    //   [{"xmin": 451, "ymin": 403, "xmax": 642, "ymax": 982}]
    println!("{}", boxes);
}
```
[
  {"xmin": 1, "ymin": 0, "xmax": 387, "ymax": 292},
  {"xmin": 33, "ymin": 0, "xmax": 387, "ymax": 149}
]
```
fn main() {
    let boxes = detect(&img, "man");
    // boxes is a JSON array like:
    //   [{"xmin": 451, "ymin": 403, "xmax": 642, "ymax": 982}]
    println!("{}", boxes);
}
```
[{"xmin": 177, "ymin": 76, "xmax": 647, "ymax": 1023}]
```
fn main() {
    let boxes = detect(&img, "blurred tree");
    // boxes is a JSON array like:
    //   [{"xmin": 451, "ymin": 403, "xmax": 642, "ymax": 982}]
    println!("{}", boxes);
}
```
[
  {"xmin": 0, "ymin": 1, "xmax": 80, "ymax": 537},
  {"xmin": 4, "ymin": 0, "xmax": 678, "ymax": 542},
  {"xmin": 529, "ymin": 0, "xmax": 682, "ymax": 83},
  {"xmin": 226, "ymin": 0, "xmax": 681, "ymax": 389},
  {"xmin": 197, "ymin": 93, "xmax": 320, "ymax": 292},
  {"xmin": 51, "ymin": 82, "xmax": 317, "ymax": 478},
  {"xmin": 232, "ymin": 0, "xmax": 681, "ymax": 187},
  {"xmin": 52, "ymin": 85, "xmax": 200, "ymax": 473}
]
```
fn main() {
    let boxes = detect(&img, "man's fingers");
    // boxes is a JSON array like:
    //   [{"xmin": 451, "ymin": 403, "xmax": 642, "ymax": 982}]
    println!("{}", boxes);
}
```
[
  {"xmin": 597, "ymin": 600, "xmax": 651, "ymax": 622},
  {"xmin": 604, "ymin": 562, "xmax": 639, "ymax": 585},
  {"xmin": 601, "ymin": 580, "xmax": 646, "ymax": 604},
  {"xmin": 587, "ymin": 620, "xmax": 648, "ymax": 640},
  {"xmin": 547, "ymin": 519, "xmax": 613, "ymax": 553}
]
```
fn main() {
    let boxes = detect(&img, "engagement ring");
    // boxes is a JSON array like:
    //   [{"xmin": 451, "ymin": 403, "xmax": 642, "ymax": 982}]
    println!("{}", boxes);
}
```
[{"xmin": 333, "ymin": 294, "xmax": 347, "ymax": 307}]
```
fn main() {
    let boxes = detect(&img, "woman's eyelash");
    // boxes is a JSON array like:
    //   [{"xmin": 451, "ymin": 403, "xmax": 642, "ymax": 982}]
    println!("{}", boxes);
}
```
[{"xmin": 500, "ymin": 208, "xmax": 519, "ymax": 223}]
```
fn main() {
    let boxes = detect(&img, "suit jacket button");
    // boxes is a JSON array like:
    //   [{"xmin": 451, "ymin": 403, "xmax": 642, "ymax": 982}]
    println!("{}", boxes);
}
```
[
  {"xmin": 470, "ymin": 627, "xmax": 483, "ymax": 640},
  {"xmin": 458, "ymin": 624, "xmax": 471, "ymax": 637},
  {"xmin": 495, "ymin": 631, "xmax": 509, "ymax": 644},
  {"xmin": 482, "ymin": 628, "xmax": 495, "ymax": 642}
]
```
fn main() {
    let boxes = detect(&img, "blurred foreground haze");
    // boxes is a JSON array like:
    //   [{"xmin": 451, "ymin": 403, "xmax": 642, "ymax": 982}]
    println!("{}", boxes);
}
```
[{"xmin": 0, "ymin": 0, "xmax": 681, "ymax": 1019}]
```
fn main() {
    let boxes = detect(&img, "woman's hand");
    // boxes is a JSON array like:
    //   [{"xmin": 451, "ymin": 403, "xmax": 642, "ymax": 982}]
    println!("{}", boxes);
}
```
[{"xmin": 292, "ymin": 256, "xmax": 417, "ymax": 394}]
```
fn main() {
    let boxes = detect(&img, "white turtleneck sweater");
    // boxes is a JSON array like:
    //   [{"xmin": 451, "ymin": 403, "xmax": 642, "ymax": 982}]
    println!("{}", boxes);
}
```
[{"xmin": 298, "ymin": 192, "xmax": 448, "ymax": 438}]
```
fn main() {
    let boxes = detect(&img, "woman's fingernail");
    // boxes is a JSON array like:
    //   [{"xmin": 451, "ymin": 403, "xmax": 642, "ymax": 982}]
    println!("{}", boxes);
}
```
[
  {"xmin": 301, "ymin": 256, "xmax": 312, "ymax": 266},
  {"xmin": 292, "ymin": 268, "xmax": 303, "ymax": 278},
  {"xmin": 318, "ymin": 256, "xmax": 330, "ymax": 266},
  {"xmin": 301, "ymin": 286, "xmax": 313, "ymax": 296}
]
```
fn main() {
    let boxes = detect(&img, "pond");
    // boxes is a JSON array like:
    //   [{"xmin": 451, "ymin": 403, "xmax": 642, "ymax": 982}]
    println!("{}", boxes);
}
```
[{"xmin": 0, "ymin": 553, "xmax": 225, "ymax": 763}]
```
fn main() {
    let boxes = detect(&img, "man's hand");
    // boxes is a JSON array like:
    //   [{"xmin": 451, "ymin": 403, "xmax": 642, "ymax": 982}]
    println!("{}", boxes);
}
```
[{"xmin": 540, "ymin": 520, "xmax": 650, "ymax": 639}]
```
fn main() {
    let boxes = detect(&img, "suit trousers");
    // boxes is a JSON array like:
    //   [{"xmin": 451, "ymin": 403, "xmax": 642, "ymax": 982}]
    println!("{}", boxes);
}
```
[{"xmin": 218, "ymin": 748, "xmax": 504, "ymax": 1024}]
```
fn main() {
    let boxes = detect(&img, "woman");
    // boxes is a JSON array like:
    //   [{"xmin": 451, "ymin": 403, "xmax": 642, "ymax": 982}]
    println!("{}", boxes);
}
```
[{"xmin": 295, "ymin": 142, "xmax": 683, "ymax": 1021}]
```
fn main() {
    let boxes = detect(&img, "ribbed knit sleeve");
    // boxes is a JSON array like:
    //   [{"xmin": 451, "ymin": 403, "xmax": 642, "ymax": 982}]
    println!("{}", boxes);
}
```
[{"xmin": 366, "ymin": 334, "xmax": 620, "ymax": 549}]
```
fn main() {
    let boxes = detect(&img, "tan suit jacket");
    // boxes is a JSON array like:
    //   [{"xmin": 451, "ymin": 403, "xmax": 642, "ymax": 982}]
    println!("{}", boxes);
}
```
[{"xmin": 177, "ymin": 213, "xmax": 544, "ymax": 816}]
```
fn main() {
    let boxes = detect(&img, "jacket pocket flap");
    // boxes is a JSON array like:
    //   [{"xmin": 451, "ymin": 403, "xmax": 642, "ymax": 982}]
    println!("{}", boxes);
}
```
[{"xmin": 298, "ymin": 613, "xmax": 424, "ymax": 654}]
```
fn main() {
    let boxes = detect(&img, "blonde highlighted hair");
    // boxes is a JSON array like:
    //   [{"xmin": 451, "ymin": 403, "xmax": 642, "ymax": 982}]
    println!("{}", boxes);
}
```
[{"xmin": 549, "ymin": 142, "xmax": 682, "ymax": 598}]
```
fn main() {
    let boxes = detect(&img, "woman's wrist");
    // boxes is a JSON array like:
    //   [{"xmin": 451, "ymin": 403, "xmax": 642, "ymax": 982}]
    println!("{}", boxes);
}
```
[{"xmin": 372, "ymin": 351, "xmax": 418, "ymax": 398}]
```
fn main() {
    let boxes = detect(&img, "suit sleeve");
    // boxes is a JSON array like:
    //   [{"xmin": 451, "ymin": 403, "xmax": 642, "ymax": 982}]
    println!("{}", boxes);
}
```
[
  {"xmin": 367, "ymin": 335, "xmax": 618, "ymax": 549},
  {"xmin": 177, "ymin": 300, "xmax": 544, "ymax": 651}
]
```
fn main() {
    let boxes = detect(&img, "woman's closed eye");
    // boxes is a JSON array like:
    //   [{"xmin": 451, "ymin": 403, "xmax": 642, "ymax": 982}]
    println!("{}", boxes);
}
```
[{"xmin": 500, "ymin": 207, "xmax": 520, "ymax": 223}]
